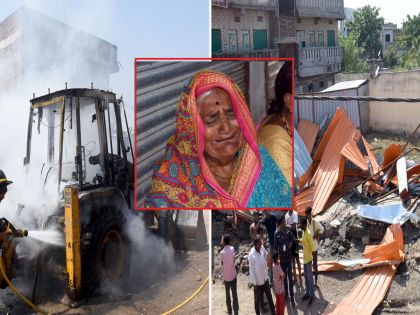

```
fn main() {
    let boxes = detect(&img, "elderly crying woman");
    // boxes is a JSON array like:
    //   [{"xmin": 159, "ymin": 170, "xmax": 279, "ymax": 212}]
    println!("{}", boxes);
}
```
[{"xmin": 145, "ymin": 70, "xmax": 292, "ymax": 208}]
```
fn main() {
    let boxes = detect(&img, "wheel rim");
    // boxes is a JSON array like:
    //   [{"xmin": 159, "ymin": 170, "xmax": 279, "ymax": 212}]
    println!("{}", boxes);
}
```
[{"xmin": 100, "ymin": 230, "xmax": 124, "ymax": 284}]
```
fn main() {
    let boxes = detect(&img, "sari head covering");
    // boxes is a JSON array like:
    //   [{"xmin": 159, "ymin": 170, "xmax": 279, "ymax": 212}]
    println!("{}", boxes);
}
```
[{"xmin": 144, "ymin": 70, "xmax": 261, "ymax": 208}]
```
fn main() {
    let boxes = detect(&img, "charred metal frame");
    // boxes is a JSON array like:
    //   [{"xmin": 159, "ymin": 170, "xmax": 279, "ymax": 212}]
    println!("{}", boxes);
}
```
[{"xmin": 26, "ymin": 88, "xmax": 131, "ymax": 194}]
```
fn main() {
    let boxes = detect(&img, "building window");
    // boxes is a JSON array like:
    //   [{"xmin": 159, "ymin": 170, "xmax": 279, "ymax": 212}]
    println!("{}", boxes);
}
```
[
  {"xmin": 297, "ymin": 18, "xmax": 301, "ymax": 23},
  {"xmin": 253, "ymin": 30, "xmax": 268, "ymax": 50},
  {"xmin": 385, "ymin": 34, "xmax": 391, "ymax": 42},
  {"xmin": 308, "ymin": 83, "xmax": 313, "ymax": 93},
  {"xmin": 309, "ymin": 31, "xmax": 315, "ymax": 47},
  {"xmin": 328, "ymin": 80, "xmax": 332, "ymax": 88},
  {"xmin": 299, "ymin": 86, "xmax": 304, "ymax": 94},
  {"xmin": 318, "ymin": 31, "xmax": 324, "ymax": 47},
  {"xmin": 314, "ymin": 19, "xmax": 318, "ymax": 25},
  {"xmin": 227, "ymin": 31, "xmax": 237, "ymax": 52},
  {"xmin": 257, "ymin": 16, "xmax": 263, "ymax": 22},
  {"xmin": 329, "ymin": 20, "xmax": 333, "ymax": 24},
  {"xmin": 241, "ymin": 31, "xmax": 250, "ymax": 51},
  {"xmin": 235, "ymin": 17, "xmax": 240, "ymax": 22},
  {"xmin": 319, "ymin": 81, "xmax": 324, "ymax": 89}
]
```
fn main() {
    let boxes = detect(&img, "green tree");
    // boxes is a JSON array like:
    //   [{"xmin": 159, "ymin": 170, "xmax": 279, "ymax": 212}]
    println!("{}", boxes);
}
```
[
  {"xmin": 385, "ymin": 46, "xmax": 400, "ymax": 68},
  {"xmin": 404, "ymin": 37, "xmax": 420, "ymax": 70},
  {"xmin": 339, "ymin": 34, "xmax": 363, "ymax": 72},
  {"xmin": 396, "ymin": 14, "xmax": 420, "ymax": 48},
  {"xmin": 346, "ymin": 5, "xmax": 384, "ymax": 58}
]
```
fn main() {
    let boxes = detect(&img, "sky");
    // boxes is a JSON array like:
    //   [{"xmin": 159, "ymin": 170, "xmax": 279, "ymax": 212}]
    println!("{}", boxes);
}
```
[
  {"xmin": 0, "ymin": 0, "xmax": 210, "ymax": 126},
  {"xmin": 345, "ymin": 0, "xmax": 420, "ymax": 27}
]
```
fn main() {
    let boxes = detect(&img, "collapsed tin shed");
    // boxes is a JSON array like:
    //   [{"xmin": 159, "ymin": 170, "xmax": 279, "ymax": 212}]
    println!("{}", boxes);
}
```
[{"xmin": 294, "ymin": 79, "xmax": 369, "ymax": 133}]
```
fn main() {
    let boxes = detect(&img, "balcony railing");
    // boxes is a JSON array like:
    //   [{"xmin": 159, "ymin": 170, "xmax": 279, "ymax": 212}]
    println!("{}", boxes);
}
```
[
  {"xmin": 212, "ymin": 49, "xmax": 278, "ymax": 58},
  {"xmin": 296, "ymin": 0, "xmax": 345, "ymax": 19},
  {"xmin": 298, "ymin": 46, "xmax": 345, "ymax": 77}
]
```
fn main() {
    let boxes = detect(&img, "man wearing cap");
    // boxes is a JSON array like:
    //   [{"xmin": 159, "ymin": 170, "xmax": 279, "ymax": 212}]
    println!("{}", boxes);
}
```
[
  {"xmin": 0, "ymin": 170, "xmax": 24, "ymax": 240},
  {"xmin": 0, "ymin": 170, "xmax": 12, "ymax": 204}
]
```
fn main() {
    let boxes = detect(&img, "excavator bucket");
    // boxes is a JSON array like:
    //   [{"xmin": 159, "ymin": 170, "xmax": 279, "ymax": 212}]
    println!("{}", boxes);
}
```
[{"xmin": 172, "ymin": 210, "xmax": 207, "ymax": 251}]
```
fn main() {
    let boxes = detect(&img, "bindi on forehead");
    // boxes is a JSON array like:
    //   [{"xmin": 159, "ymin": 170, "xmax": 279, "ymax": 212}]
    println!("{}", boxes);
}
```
[{"xmin": 216, "ymin": 101, "xmax": 219, "ymax": 105}]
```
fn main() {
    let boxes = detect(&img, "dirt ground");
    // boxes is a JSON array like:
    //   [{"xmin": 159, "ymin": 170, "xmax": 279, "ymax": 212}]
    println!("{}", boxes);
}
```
[
  {"xmin": 212, "ymin": 191, "xmax": 420, "ymax": 315},
  {"xmin": 0, "ymin": 210, "xmax": 210, "ymax": 315},
  {"xmin": 364, "ymin": 131, "xmax": 420, "ymax": 163}
]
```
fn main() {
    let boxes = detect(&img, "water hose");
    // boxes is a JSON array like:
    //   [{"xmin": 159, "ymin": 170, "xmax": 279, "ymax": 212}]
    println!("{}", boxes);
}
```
[
  {"xmin": 0, "ymin": 252, "xmax": 51, "ymax": 315},
  {"xmin": 162, "ymin": 276, "xmax": 209, "ymax": 315}
]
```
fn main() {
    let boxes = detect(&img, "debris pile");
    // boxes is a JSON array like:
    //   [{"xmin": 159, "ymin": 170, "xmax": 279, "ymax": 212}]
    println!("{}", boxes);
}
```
[{"xmin": 294, "ymin": 107, "xmax": 420, "ymax": 217}]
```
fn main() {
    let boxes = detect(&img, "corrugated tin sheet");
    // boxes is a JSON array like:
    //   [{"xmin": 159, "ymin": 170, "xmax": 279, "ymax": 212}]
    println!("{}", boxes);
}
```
[
  {"xmin": 295, "ymin": 109, "xmax": 358, "ymax": 216},
  {"xmin": 267, "ymin": 60, "xmax": 284, "ymax": 102},
  {"xmin": 362, "ymin": 136, "xmax": 380, "ymax": 174},
  {"xmin": 297, "ymin": 118, "xmax": 319, "ymax": 154},
  {"xmin": 136, "ymin": 61, "xmax": 247, "ymax": 207},
  {"xmin": 294, "ymin": 127, "xmax": 312, "ymax": 179},
  {"xmin": 382, "ymin": 144, "xmax": 402, "ymax": 172},
  {"xmin": 329, "ymin": 264, "xmax": 397, "ymax": 315},
  {"xmin": 294, "ymin": 80, "xmax": 369, "ymax": 134},
  {"xmin": 341, "ymin": 139, "xmax": 369, "ymax": 171},
  {"xmin": 330, "ymin": 224, "xmax": 403, "ymax": 315},
  {"xmin": 322, "ymin": 80, "xmax": 368, "ymax": 92}
]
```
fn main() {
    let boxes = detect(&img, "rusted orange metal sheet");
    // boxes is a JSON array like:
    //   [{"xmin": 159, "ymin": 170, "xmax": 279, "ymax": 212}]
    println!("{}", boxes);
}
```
[
  {"xmin": 362, "ymin": 136, "xmax": 380, "ymax": 174},
  {"xmin": 297, "ymin": 118, "xmax": 320, "ymax": 154},
  {"xmin": 311, "ymin": 108, "xmax": 343, "ymax": 177},
  {"xmin": 328, "ymin": 264, "xmax": 397, "ymax": 315},
  {"xmin": 299, "ymin": 110, "xmax": 357, "ymax": 216},
  {"xmin": 294, "ymin": 186, "xmax": 314, "ymax": 216},
  {"xmin": 328, "ymin": 224, "xmax": 403, "ymax": 315},
  {"xmin": 390, "ymin": 164, "xmax": 420, "ymax": 186},
  {"xmin": 341, "ymin": 139, "xmax": 369, "ymax": 171},
  {"xmin": 382, "ymin": 144, "xmax": 402, "ymax": 172}
]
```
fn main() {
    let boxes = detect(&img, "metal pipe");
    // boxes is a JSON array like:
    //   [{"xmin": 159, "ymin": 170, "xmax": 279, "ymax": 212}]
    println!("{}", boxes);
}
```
[
  {"xmin": 121, "ymin": 100, "xmax": 134, "ymax": 162},
  {"xmin": 408, "ymin": 195, "xmax": 420, "ymax": 213},
  {"xmin": 25, "ymin": 109, "xmax": 34, "ymax": 165},
  {"xmin": 57, "ymin": 99, "xmax": 66, "ymax": 192},
  {"xmin": 75, "ymin": 97, "xmax": 83, "ymax": 190},
  {"xmin": 369, "ymin": 173, "xmax": 420, "ymax": 205},
  {"xmin": 360, "ymin": 148, "xmax": 420, "ymax": 187},
  {"xmin": 106, "ymin": 102, "xmax": 115, "ymax": 182}
]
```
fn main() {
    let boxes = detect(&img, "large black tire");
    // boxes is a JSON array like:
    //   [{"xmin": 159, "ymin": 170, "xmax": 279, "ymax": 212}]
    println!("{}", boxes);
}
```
[
  {"xmin": 157, "ymin": 210, "xmax": 174, "ymax": 244},
  {"xmin": 81, "ymin": 206, "xmax": 131, "ymax": 297}
]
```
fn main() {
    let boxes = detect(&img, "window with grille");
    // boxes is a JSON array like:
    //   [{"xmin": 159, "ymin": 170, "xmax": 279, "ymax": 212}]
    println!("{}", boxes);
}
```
[
  {"xmin": 314, "ymin": 20, "xmax": 318, "ymax": 25},
  {"xmin": 329, "ymin": 20, "xmax": 333, "ymax": 24},
  {"xmin": 257, "ymin": 16, "xmax": 263, "ymax": 22},
  {"xmin": 235, "ymin": 17, "xmax": 240, "ymax": 22},
  {"xmin": 297, "ymin": 18, "xmax": 301, "ymax": 23}
]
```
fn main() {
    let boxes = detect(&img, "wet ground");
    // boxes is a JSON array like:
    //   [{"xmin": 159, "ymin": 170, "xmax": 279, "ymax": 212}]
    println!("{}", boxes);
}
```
[{"xmin": 0, "ymin": 210, "xmax": 210, "ymax": 315}]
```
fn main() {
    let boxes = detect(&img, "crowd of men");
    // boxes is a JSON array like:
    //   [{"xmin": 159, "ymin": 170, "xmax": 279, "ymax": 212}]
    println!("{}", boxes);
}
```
[{"xmin": 220, "ymin": 208, "xmax": 324, "ymax": 315}]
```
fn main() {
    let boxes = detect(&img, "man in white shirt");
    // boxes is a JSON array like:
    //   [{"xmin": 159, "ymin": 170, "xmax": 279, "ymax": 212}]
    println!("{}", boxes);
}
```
[
  {"xmin": 248, "ymin": 235, "xmax": 276, "ymax": 315},
  {"xmin": 285, "ymin": 209, "xmax": 302, "ymax": 284},
  {"xmin": 305, "ymin": 206, "xmax": 324, "ymax": 288}
]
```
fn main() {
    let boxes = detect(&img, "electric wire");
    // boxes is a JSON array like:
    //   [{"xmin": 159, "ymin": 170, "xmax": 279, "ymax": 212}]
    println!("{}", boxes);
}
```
[{"xmin": 295, "ymin": 95, "xmax": 420, "ymax": 102}]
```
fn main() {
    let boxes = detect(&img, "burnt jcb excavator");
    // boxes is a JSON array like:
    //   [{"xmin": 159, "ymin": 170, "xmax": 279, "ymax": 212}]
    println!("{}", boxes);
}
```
[{"xmin": 0, "ymin": 87, "xmax": 207, "ymax": 308}]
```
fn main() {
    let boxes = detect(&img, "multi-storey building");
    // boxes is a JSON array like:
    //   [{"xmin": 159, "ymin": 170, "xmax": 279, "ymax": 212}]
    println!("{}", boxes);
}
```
[
  {"xmin": 293, "ymin": 0, "xmax": 346, "ymax": 93},
  {"xmin": 0, "ymin": 6, "xmax": 118, "ymax": 96},
  {"xmin": 340, "ymin": 7, "xmax": 356, "ymax": 37},
  {"xmin": 211, "ymin": 0, "xmax": 279, "ymax": 57}
]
